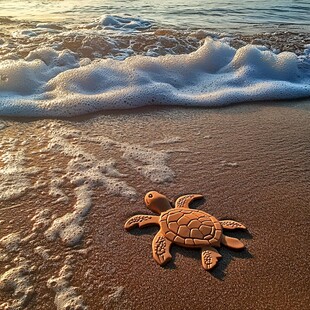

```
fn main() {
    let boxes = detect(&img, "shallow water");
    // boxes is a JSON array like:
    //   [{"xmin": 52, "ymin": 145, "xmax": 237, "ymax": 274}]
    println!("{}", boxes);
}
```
[{"xmin": 1, "ymin": 0, "xmax": 310, "ymax": 32}]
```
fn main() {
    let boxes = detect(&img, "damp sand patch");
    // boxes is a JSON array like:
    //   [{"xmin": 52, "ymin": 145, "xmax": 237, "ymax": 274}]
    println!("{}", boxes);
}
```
[{"xmin": 0, "ymin": 103, "xmax": 309, "ymax": 309}]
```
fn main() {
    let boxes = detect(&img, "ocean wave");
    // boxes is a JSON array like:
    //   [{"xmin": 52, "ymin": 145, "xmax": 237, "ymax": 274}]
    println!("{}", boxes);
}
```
[
  {"xmin": 0, "ymin": 38, "xmax": 309, "ymax": 117},
  {"xmin": 98, "ymin": 14, "xmax": 152, "ymax": 31},
  {"xmin": 1, "ymin": 13, "xmax": 309, "ymax": 62}
]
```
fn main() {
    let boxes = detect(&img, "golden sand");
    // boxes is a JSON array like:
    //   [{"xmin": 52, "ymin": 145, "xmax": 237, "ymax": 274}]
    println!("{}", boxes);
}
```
[{"xmin": 0, "ymin": 101, "xmax": 309, "ymax": 309}]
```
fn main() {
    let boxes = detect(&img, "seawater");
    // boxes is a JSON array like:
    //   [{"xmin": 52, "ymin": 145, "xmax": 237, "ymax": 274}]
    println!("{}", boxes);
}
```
[
  {"xmin": 0, "ymin": 0, "xmax": 309, "ymax": 116},
  {"xmin": 2, "ymin": 0, "xmax": 310, "ymax": 32}
]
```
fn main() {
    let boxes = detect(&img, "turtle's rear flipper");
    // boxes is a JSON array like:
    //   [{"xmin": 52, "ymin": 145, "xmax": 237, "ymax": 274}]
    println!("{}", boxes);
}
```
[
  {"xmin": 201, "ymin": 247, "xmax": 222, "ymax": 270},
  {"xmin": 220, "ymin": 220, "xmax": 246, "ymax": 230},
  {"xmin": 221, "ymin": 235, "xmax": 245, "ymax": 249},
  {"xmin": 124, "ymin": 215, "xmax": 159, "ymax": 230},
  {"xmin": 152, "ymin": 231, "xmax": 172, "ymax": 266}
]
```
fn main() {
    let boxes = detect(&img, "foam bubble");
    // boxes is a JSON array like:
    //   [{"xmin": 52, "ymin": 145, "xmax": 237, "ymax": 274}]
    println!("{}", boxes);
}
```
[
  {"xmin": 103, "ymin": 286, "xmax": 126, "ymax": 308},
  {"xmin": 0, "ymin": 47, "xmax": 78, "ymax": 97},
  {"xmin": 49, "ymin": 175, "xmax": 69, "ymax": 204},
  {"xmin": 31, "ymin": 209, "xmax": 53, "ymax": 233},
  {"xmin": 0, "ymin": 39, "xmax": 309, "ymax": 117},
  {"xmin": 220, "ymin": 160, "xmax": 239, "ymax": 168},
  {"xmin": 46, "ymin": 126, "xmax": 137, "ymax": 197},
  {"xmin": 0, "ymin": 121, "xmax": 8, "ymax": 130},
  {"xmin": 45, "ymin": 184, "xmax": 92, "ymax": 246},
  {"xmin": 0, "ymin": 233, "xmax": 21, "ymax": 252},
  {"xmin": 121, "ymin": 144, "xmax": 175, "ymax": 183},
  {"xmin": 36, "ymin": 23, "xmax": 63, "ymax": 30},
  {"xmin": 0, "ymin": 259, "xmax": 35, "ymax": 309},
  {"xmin": 0, "ymin": 148, "xmax": 41, "ymax": 201},
  {"xmin": 47, "ymin": 256, "xmax": 87, "ymax": 310},
  {"xmin": 150, "ymin": 137, "xmax": 184, "ymax": 146},
  {"xmin": 42, "ymin": 125, "xmax": 142, "ymax": 247},
  {"xmin": 34, "ymin": 246, "xmax": 50, "ymax": 260}
]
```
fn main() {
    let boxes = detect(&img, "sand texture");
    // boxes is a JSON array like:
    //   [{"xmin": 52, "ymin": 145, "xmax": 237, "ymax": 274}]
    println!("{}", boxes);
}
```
[{"xmin": 0, "ymin": 101, "xmax": 309, "ymax": 309}]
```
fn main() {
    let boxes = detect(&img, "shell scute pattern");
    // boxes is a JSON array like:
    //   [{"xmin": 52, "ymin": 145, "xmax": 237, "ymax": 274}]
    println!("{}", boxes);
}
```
[
  {"xmin": 167, "ymin": 212, "xmax": 183, "ymax": 222},
  {"xmin": 194, "ymin": 239, "xmax": 209, "ymax": 246},
  {"xmin": 165, "ymin": 231, "xmax": 175, "ymax": 240},
  {"xmin": 197, "ymin": 214, "xmax": 207, "ymax": 219},
  {"xmin": 190, "ymin": 228, "xmax": 204, "ymax": 239},
  {"xmin": 202, "ymin": 220, "xmax": 213, "ymax": 226},
  {"xmin": 174, "ymin": 236, "xmax": 184, "ymax": 243},
  {"xmin": 178, "ymin": 226, "xmax": 190, "ymax": 237},
  {"xmin": 188, "ymin": 220, "xmax": 201, "ymax": 229},
  {"xmin": 214, "ymin": 229, "xmax": 222, "ymax": 241},
  {"xmin": 168, "ymin": 222, "xmax": 179, "ymax": 233},
  {"xmin": 177, "ymin": 216, "xmax": 190, "ymax": 226},
  {"xmin": 199, "ymin": 225, "xmax": 212, "ymax": 235},
  {"xmin": 160, "ymin": 208, "xmax": 222, "ymax": 246},
  {"xmin": 185, "ymin": 238, "xmax": 195, "ymax": 246},
  {"xmin": 213, "ymin": 220, "xmax": 222, "ymax": 230},
  {"xmin": 181, "ymin": 210, "xmax": 193, "ymax": 214},
  {"xmin": 204, "ymin": 234, "xmax": 213, "ymax": 240}
]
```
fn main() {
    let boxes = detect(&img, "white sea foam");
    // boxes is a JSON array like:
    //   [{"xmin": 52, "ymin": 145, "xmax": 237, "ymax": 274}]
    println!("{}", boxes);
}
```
[
  {"xmin": 121, "ymin": 144, "xmax": 175, "ymax": 183},
  {"xmin": 46, "ymin": 126, "xmax": 137, "ymax": 197},
  {"xmin": 47, "ymin": 255, "xmax": 87, "ymax": 310},
  {"xmin": 0, "ymin": 39, "xmax": 309, "ymax": 117},
  {"xmin": 0, "ymin": 233, "xmax": 21, "ymax": 252},
  {"xmin": 43, "ymin": 125, "xmax": 136, "ymax": 246},
  {"xmin": 34, "ymin": 246, "xmax": 50, "ymax": 260},
  {"xmin": 38, "ymin": 122, "xmax": 178, "ymax": 246},
  {"xmin": 45, "ymin": 184, "xmax": 93, "ymax": 246},
  {"xmin": 82, "ymin": 133, "xmax": 177, "ymax": 183},
  {"xmin": 98, "ymin": 15, "xmax": 152, "ymax": 31},
  {"xmin": 103, "ymin": 286, "xmax": 126, "ymax": 308},
  {"xmin": 31, "ymin": 209, "xmax": 53, "ymax": 233},
  {"xmin": 150, "ymin": 137, "xmax": 184, "ymax": 146},
  {"xmin": 0, "ymin": 147, "xmax": 41, "ymax": 201},
  {"xmin": 0, "ymin": 259, "xmax": 35, "ymax": 309},
  {"xmin": 220, "ymin": 160, "xmax": 239, "ymax": 168},
  {"xmin": 49, "ymin": 175, "xmax": 69, "ymax": 204},
  {"xmin": 0, "ymin": 121, "xmax": 8, "ymax": 130}
]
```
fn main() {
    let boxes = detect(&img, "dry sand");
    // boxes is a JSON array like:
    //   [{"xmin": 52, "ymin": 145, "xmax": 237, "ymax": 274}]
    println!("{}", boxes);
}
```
[{"xmin": 0, "ymin": 100, "xmax": 309, "ymax": 309}]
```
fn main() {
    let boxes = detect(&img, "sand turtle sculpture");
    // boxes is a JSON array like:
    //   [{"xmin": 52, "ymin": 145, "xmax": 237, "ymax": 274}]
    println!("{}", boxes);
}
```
[{"xmin": 125, "ymin": 191, "xmax": 247, "ymax": 270}]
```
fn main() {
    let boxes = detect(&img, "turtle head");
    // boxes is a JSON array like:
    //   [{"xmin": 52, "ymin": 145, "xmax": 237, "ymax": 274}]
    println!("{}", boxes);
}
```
[{"xmin": 144, "ymin": 191, "xmax": 172, "ymax": 214}]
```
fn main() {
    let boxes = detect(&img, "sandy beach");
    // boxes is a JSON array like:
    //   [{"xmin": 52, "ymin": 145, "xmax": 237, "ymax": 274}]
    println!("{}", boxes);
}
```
[
  {"xmin": 0, "ymin": 100, "xmax": 309, "ymax": 309},
  {"xmin": 1, "ymin": 1, "xmax": 310, "ymax": 309}
]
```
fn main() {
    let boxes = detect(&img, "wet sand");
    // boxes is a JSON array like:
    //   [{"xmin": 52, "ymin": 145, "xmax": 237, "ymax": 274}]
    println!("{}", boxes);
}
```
[{"xmin": 0, "ymin": 100, "xmax": 309, "ymax": 309}]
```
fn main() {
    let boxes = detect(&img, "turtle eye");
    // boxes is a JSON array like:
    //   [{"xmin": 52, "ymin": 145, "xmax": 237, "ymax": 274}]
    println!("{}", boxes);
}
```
[{"xmin": 148, "ymin": 193, "xmax": 153, "ymax": 199}]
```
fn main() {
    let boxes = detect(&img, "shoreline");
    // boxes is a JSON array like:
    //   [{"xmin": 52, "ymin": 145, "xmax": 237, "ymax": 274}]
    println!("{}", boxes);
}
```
[{"xmin": 0, "ymin": 97, "xmax": 309, "ymax": 122}]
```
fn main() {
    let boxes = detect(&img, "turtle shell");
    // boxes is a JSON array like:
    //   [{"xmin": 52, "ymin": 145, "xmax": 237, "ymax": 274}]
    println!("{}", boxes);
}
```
[{"xmin": 159, "ymin": 208, "xmax": 222, "ymax": 247}]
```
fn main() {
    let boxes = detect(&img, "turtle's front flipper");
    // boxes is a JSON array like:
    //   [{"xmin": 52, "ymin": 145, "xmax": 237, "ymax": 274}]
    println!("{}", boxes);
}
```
[
  {"xmin": 221, "ymin": 234, "xmax": 245, "ymax": 249},
  {"xmin": 201, "ymin": 247, "xmax": 222, "ymax": 270},
  {"xmin": 220, "ymin": 220, "xmax": 246, "ymax": 230},
  {"xmin": 152, "ymin": 231, "xmax": 172, "ymax": 266},
  {"xmin": 124, "ymin": 215, "xmax": 159, "ymax": 230},
  {"xmin": 175, "ymin": 194, "xmax": 203, "ymax": 208}
]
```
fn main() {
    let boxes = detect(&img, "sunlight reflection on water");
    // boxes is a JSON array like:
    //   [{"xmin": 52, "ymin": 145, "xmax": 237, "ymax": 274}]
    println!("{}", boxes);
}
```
[{"xmin": 1, "ymin": 0, "xmax": 309, "ymax": 31}]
